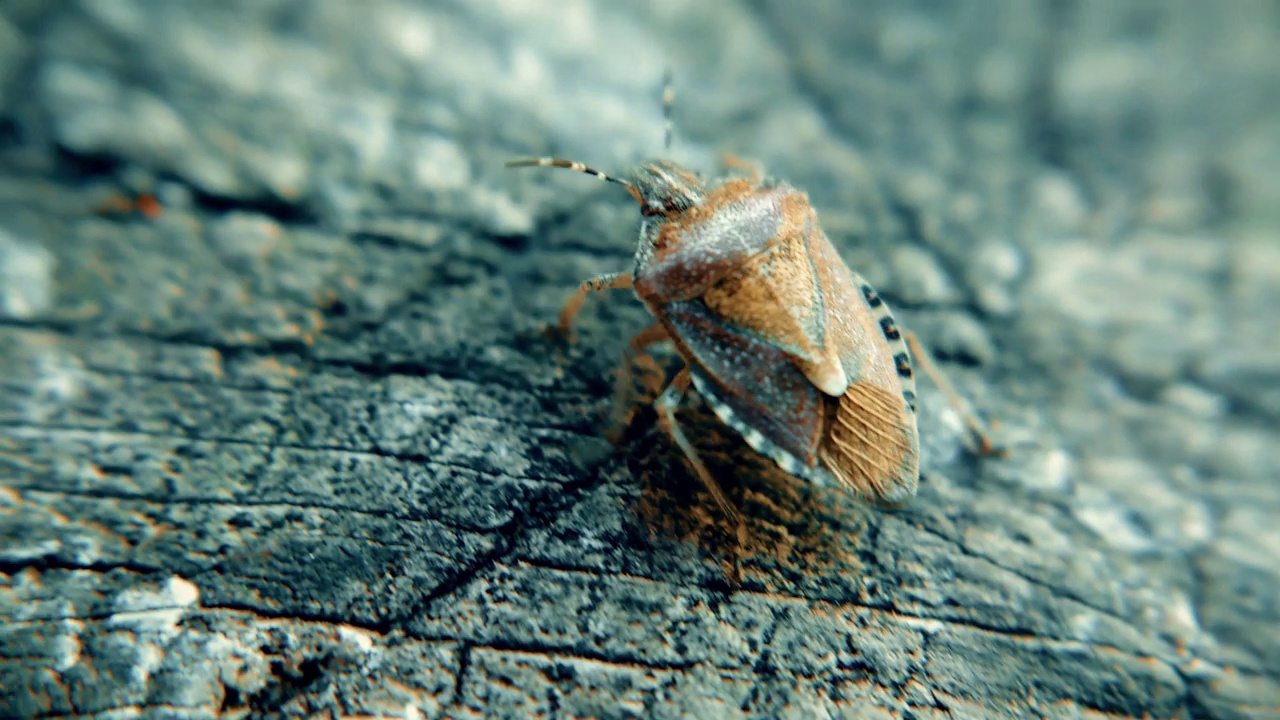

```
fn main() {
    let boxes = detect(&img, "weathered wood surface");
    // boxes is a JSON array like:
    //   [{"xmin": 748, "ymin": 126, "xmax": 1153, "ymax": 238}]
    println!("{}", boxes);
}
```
[{"xmin": 2, "ymin": 1, "xmax": 1278, "ymax": 718}]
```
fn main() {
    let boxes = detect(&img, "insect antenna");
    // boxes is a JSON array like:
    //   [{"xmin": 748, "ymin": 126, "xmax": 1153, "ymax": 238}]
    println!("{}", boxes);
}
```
[
  {"xmin": 662, "ymin": 67, "xmax": 675, "ymax": 152},
  {"xmin": 505, "ymin": 157, "xmax": 644, "ymax": 204}
]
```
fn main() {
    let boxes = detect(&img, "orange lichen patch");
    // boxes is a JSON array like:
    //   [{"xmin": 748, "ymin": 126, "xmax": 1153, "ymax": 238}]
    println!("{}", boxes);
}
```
[
  {"xmin": 42, "ymin": 505, "xmax": 74, "ymax": 525},
  {"xmin": 135, "ymin": 193, "xmax": 162, "ymax": 219},
  {"xmin": 242, "ymin": 355, "xmax": 299, "ymax": 381},
  {"xmin": 95, "ymin": 194, "xmax": 135, "ymax": 214},
  {"xmin": 16, "ymin": 566, "xmax": 43, "ymax": 588},
  {"xmin": 317, "ymin": 288, "xmax": 340, "ymax": 307},
  {"xmin": 93, "ymin": 193, "xmax": 163, "ymax": 219},
  {"xmin": 342, "ymin": 275, "xmax": 359, "ymax": 289},
  {"xmin": 95, "ymin": 265, "xmax": 118, "ymax": 288},
  {"xmin": 213, "ymin": 129, "xmax": 238, "ymax": 152},
  {"xmin": 79, "ymin": 518, "xmax": 131, "ymax": 547},
  {"xmin": 207, "ymin": 349, "xmax": 225, "ymax": 379},
  {"xmin": 255, "ymin": 232, "xmax": 280, "ymax": 260},
  {"xmin": 0, "ymin": 451, "xmax": 50, "ymax": 475}
]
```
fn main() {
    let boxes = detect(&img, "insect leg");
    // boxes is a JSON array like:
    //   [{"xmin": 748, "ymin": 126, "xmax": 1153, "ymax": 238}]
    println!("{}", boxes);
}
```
[
  {"xmin": 623, "ymin": 323, "xmax": 669, "ymax": 397},
  {"xmin": 904, "ymin": 332, "xmax": 1002, "ymax": 457},
  {"xmin": 721, "ymin": 153, "xmax": 763, "ymax": 183},
  {"xmin": 655, "ymin": 367, "xmax": 748, "ymax": 578},
  {"xmin": 608, "ymin": 323, "xmax": 670, "ymax": 439},
  {"xmin": 556, "ymin": 271, "xmax": 634, "ymax": 341}
]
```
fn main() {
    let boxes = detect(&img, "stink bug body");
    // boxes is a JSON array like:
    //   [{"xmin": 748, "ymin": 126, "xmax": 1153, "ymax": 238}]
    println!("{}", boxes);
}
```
[
  {"xmin": 513, "ymin": 155, "xmax": 921, "ymax": 507},
  {"xmin": 508, "ymin": 75, "xmax": 993, "ymax": 536}
]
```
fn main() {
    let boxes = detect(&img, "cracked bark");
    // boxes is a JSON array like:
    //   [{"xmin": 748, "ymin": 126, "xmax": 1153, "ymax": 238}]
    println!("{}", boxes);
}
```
[{"xmin": 4, "ymin": 319, "xmax": 1271, "ymax": 717}]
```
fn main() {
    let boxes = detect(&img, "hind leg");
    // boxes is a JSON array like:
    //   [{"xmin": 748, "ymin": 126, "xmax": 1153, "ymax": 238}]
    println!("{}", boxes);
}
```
[
  {"xmin": 654, "ymin": 367, "xmax": 747, "ymax": 582},
  {"xmin": 905, "ymin": 332, "xmax": 1002, "ymax": 456}
]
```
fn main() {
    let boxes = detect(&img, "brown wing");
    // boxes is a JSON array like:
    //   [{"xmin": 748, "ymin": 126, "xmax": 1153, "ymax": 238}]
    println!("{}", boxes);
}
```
[
  {"xmin": 659, "ymin": 185, "xmax": 920, "ymax": 503},
  {"xmin": 819, "ymin": 381, "xmax": 918, "ymax": 505},
  {"xmin": 663, "ymin": 299, "xmax": 825, "ymax": 470},
  {"xmin": 699, "ymin": 192, "xmax": 850, "ymax": 398},
  {"xmin": 703, "ymin": 190, "xmax": 920, "ymax": 503},
  {"xmin": 806, "ymin": 221, "xmax": 920, "ymax": 505}
]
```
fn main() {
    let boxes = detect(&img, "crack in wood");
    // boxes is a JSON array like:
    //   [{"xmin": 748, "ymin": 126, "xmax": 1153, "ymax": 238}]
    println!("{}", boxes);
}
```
[
  {"xmin": 8, "ymin": 484, "xmax": 510, "ymax": 535},
  {"xmin": 502, "ymin": 560, "xmax": 1195, "ymax": 674},
  {"xmin": 0, "ymin": 423, "xmax": 573, "ymax": 486}
]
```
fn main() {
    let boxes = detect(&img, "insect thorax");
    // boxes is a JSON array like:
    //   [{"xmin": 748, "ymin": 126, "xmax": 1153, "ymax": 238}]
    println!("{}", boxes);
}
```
[{"xmin": 627, "ymin": 160, "xmax": 705, "ymax": 278}]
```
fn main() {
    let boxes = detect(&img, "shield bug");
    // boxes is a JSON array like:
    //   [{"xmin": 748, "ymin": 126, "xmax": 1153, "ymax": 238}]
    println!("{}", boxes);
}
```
[{"xmin": 508, "ymin": 73, "xmax": 996, "ymax": 543}]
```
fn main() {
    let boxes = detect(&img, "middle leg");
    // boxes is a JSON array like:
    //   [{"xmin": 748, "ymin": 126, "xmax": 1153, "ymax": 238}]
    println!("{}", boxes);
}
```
[
  {"xmin": 905, "ymin": 332, "xmax": 1002, "ymax": 456},
  {"xmin": 607, "ymin": 323, "xmax": 671, "ymax": 440},
  {"xmin": 721, "ymin": 153, "xmax": 764, "ymax": 183}
]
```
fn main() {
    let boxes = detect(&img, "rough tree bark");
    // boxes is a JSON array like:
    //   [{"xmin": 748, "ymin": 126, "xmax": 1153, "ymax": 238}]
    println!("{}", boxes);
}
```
[{"xmin": 1, "ymin": 1, "xmax": 1278, "ymax": 718}]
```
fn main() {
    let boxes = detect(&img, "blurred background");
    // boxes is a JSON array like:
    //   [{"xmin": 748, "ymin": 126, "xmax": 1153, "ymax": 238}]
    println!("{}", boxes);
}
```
[{"xmin": 2, "ymin": 0, "xmax": 1277, "ymax": 403}]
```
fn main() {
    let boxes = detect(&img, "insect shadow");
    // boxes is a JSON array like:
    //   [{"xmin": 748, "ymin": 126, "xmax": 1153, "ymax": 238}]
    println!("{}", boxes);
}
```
[{"xmin": 615, "ymin": 371, "xmax": 885, "ymax": 591}]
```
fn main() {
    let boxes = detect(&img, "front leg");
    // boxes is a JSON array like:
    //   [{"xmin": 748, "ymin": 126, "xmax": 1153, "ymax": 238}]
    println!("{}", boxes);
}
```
[
  {"xmin": 904, "ymin": 332, "xmax": 1003, "ymax": 457},
  {"xmin": 555, "ymin": 271, "xmax": 634, "ymax": 342}
]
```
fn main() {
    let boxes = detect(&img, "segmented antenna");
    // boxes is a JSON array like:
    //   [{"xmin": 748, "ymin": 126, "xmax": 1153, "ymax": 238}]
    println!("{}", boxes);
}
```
[
  {"xmin": 505, "ymin": 157, "xmax": 644, "ymax": 204},
  {"xmin": 662, "ymin": 67, "xmax": 675, "ymax": 152}
]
